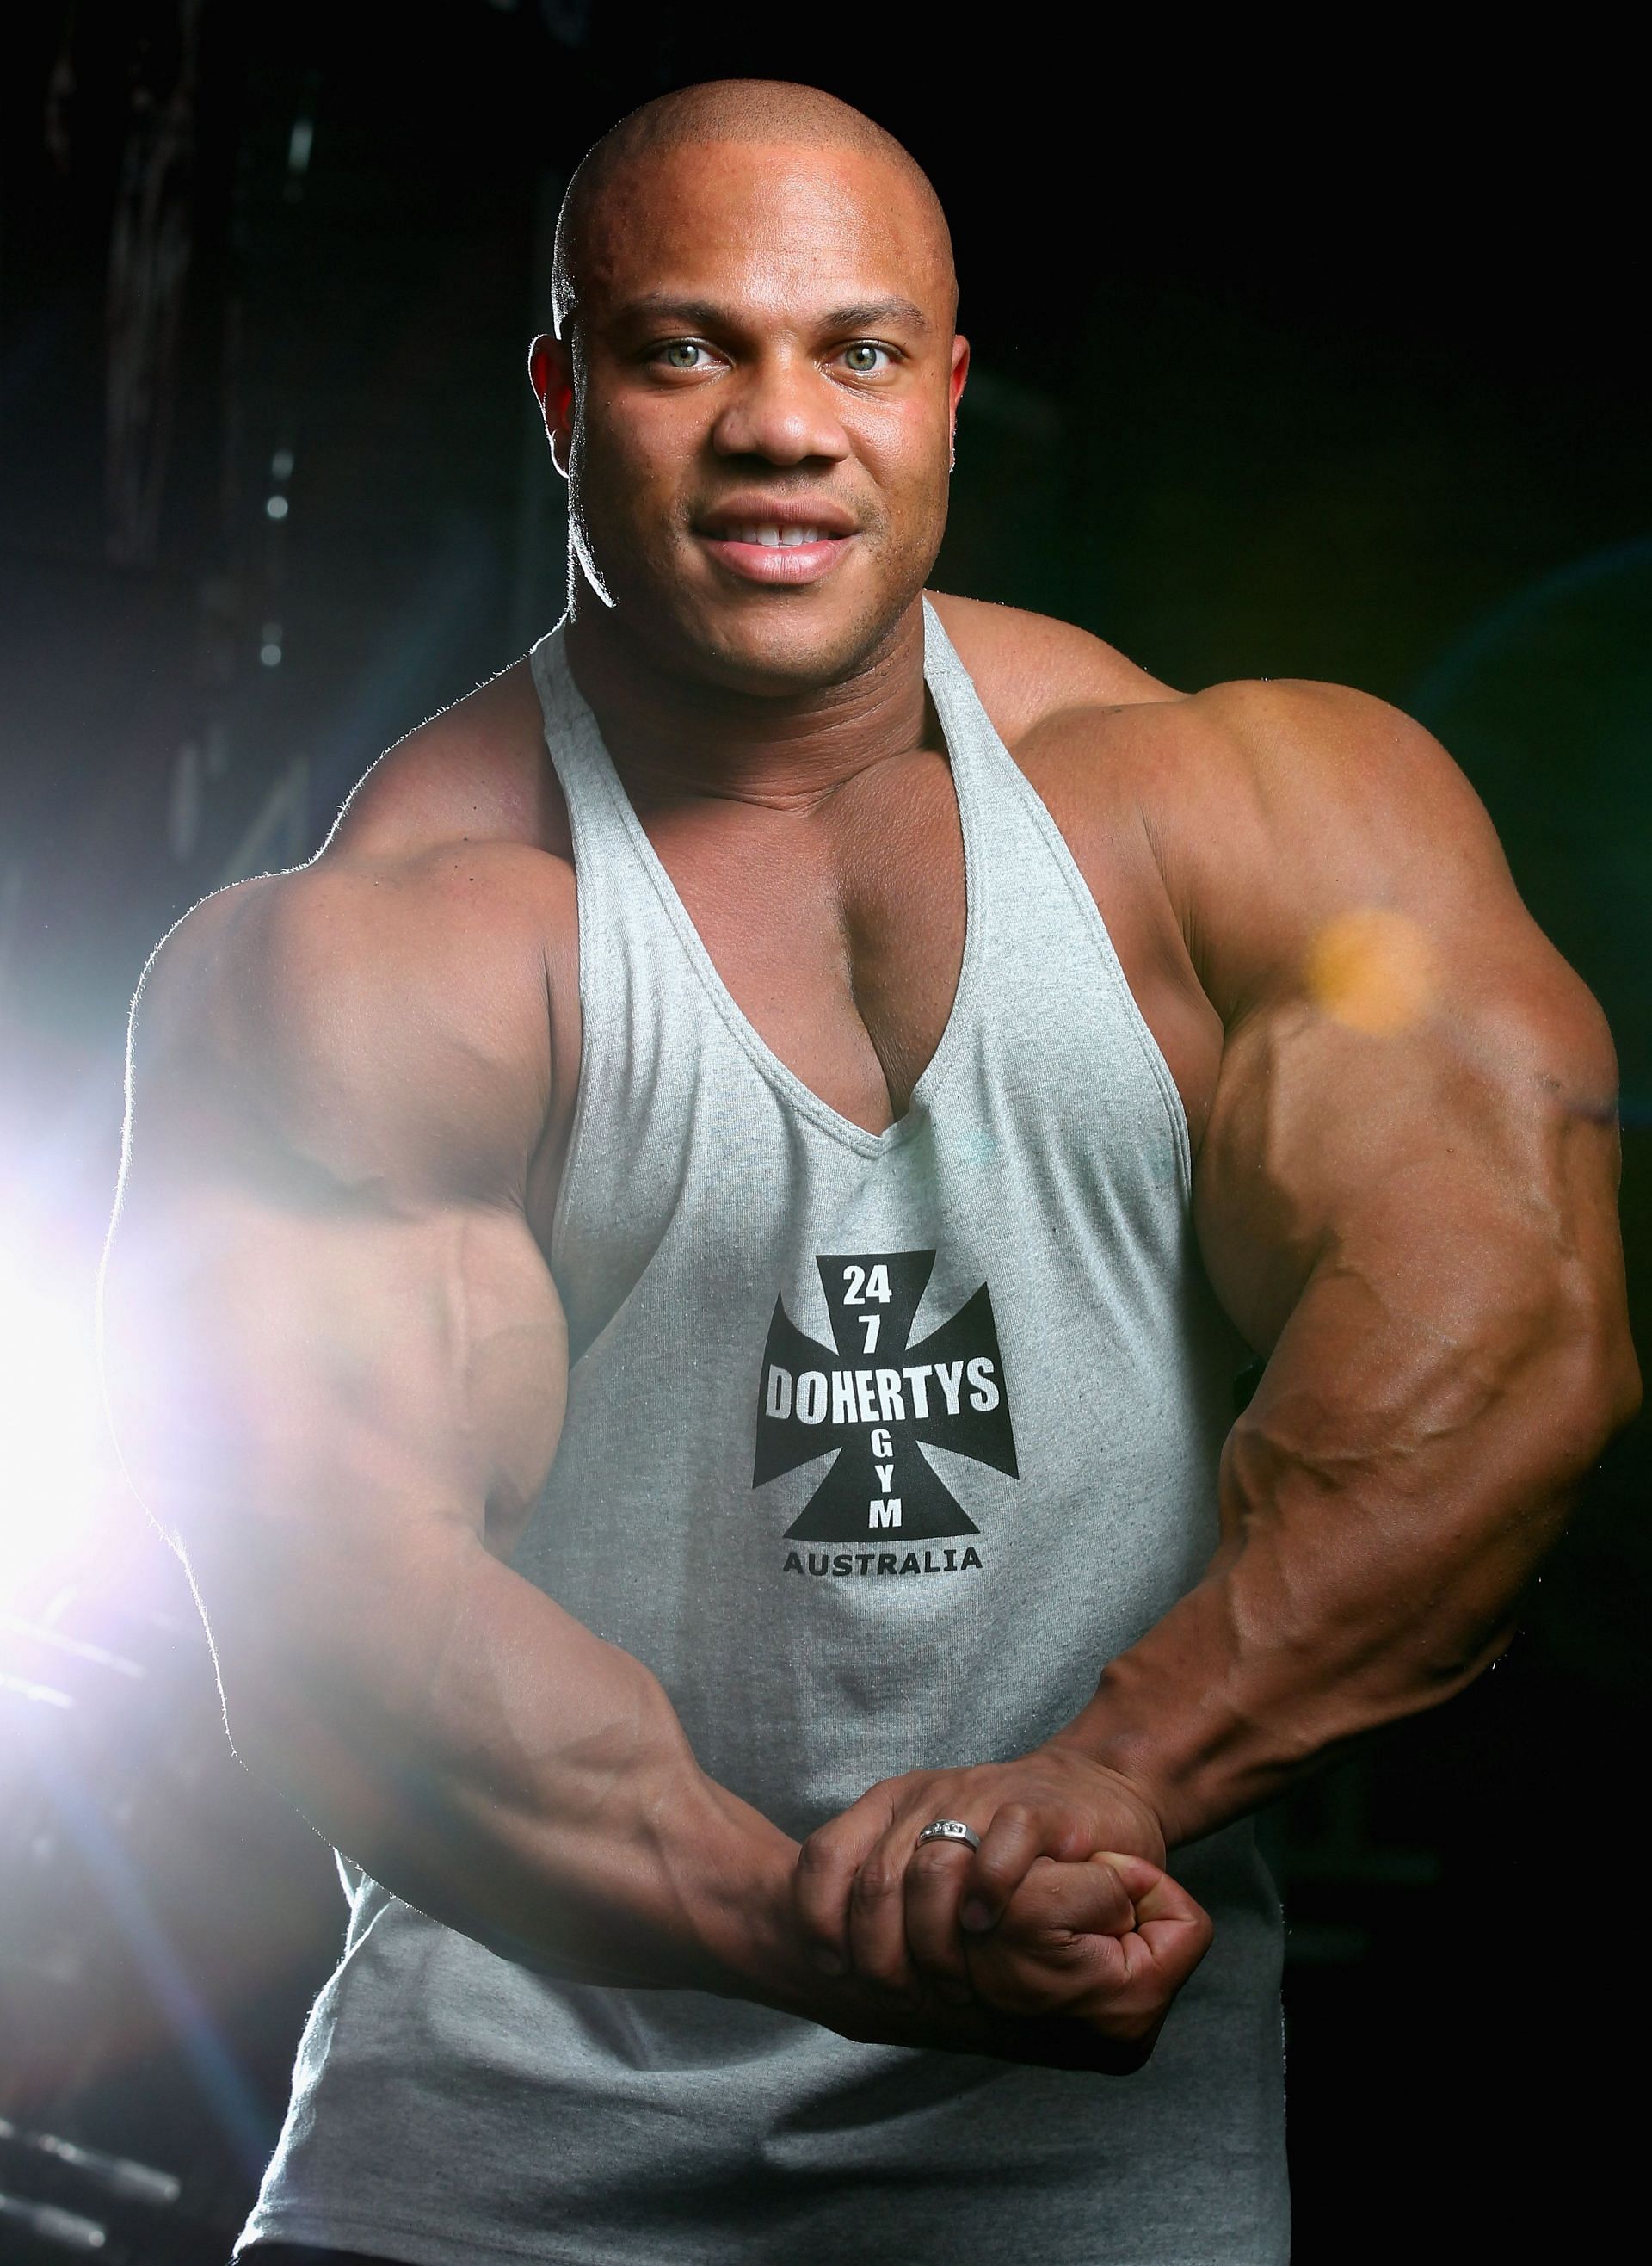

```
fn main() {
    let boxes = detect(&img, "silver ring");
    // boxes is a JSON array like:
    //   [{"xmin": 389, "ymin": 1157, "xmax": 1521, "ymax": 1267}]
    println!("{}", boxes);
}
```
[{"xmin": 915, "ymin": 1818, "xmax": 981, "ymax": 1853}]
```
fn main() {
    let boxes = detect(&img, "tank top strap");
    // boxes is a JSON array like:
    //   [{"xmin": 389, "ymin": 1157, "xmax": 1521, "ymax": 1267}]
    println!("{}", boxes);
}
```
[
  {"xmin": 919, "ymin": 594, "xmax": 996, "ymax": 785},
  {"xmin": 917, "ymin": 594, "xmax": 1062, "ymax": 888},
  {"xmin": 528, "ymin": 620, "xmax": 633, "ymax": 871}
]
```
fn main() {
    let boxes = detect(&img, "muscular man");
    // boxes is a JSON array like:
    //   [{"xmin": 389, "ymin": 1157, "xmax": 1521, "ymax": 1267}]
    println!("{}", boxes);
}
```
[{"xmin": 101, "ymin": 80, "xmax": 1637, "ymax": 2266}]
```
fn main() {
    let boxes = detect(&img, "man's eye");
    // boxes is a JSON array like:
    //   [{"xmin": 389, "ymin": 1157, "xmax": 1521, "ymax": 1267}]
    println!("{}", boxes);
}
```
[
  {"xmin": 661, "ymin": 342, "xmax": 707, "ymax": 370},
  {"xmin": 841, "ymin": 343, "xmax": 891, "ymax": 374}
]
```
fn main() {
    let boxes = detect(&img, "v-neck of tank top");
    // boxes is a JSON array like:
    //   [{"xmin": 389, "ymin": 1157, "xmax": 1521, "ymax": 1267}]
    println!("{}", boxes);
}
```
[{"xmin": 556, "ymin": 603, "xmax": 986, "ymax": 1161}]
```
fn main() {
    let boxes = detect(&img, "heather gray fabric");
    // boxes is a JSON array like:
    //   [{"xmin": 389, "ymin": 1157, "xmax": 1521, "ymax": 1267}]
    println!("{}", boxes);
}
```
[{"xmin": 239, "ymin": 602, "xmax": 1288, "ymax": 2265}]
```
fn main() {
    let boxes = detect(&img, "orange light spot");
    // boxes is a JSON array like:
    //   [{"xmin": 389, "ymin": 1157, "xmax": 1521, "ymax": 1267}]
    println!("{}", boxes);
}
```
[{"xmin": 1306, "ymin": 907, "xmax": 1434, "ymax": 1035}]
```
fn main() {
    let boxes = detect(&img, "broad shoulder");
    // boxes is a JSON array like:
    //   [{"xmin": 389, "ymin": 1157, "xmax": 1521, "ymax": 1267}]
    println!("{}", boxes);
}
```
[
  {"xmin": 925, "ymin": 590, "xmax": 1173, "ymax": 744},
  {"xmin": 327, "ymin": 654, "xmax": 570, "ymax": 861},
  {"xmin": 1151, "ymin": 674, "xmax": 1501, "ymax": 855},
  {"xmin": 1140, "ymin": 677, "xmax": 1520, "ymax": 1015},
  {"xmin": 1092, "ymin": 676, "xmax": 1618, "ymax": 1089},
  {"xmin": 128, "ymin": 841, "xmax": 565, "ymax": 1198},
  {"xmin": 1182, "ymin": 674, "xmax": 1484, "ymax": 806},
  {"xmin": 970, "ymin": 651, "xmax": 1596, "ymax": 1053}
]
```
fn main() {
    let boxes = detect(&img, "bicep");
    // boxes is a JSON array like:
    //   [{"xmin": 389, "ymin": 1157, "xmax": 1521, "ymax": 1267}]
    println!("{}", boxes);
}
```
[
  {"xmin": 100, "ymin": 873, "xmax": 568, "ymax": 1734},
  {"xmin": 1195, "ymin": 964, "xmax": 1618, "ymax": 1362},
  {"xmin": 1187, "ymin": 691, "xmax": 1629, "ymax": 1370},
  {"xmin": 1191, "ymin": 958, "xmax": 1632, "ymax": 1617}
]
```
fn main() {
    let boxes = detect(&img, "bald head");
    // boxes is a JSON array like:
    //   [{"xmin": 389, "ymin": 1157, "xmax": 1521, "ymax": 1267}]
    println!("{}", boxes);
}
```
[
  {"xmin": 552, "ymin": 80, "xmax": 955, "ymax": 337},
  {"xmin": 531, "ymin": 78, "xmax": 968, "ymax": 695}
]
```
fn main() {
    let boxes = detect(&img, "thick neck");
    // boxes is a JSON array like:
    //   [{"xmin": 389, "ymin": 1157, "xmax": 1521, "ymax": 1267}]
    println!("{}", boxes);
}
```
[{"xmin": 561, "ymin": 598, "xmax": 933, "ymax": 814}]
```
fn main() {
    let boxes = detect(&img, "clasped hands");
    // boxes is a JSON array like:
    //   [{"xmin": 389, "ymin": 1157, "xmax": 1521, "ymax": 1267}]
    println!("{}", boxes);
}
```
[{"xmin": 789, "ymin": 1745, "xmax": 1211, "ymax": 2073}]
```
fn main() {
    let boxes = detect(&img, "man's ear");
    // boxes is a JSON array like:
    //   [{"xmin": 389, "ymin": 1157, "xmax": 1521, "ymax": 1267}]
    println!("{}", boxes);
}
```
[
  {"xmin": 948, "ymin": 334, "xmax": 970, "ymax": 470},
  {"xmin": 529, "ymin": 333, "xmax": 574, "ymax": 479}
]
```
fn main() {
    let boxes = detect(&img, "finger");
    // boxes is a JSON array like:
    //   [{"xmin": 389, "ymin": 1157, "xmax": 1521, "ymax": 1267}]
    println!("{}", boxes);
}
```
[
  {"xmin": 792, "ymin": 1789, "xmax": 897, "ymax": 1976},
  {"xmin": 1093, "ymin": 1853, "xmax": 1214, "ymax": 1994},
  {"xmin": 903, "ymin": 1835, "xmax": 978, "ymax": 2004},
  {"xmin": 961, "ymin": 1854, "xmax": 1136, "ymax": 2022},
  {"xmin": 997, "ymin": 1850, "xmax": 1137, "ymax": 1943},
  {"xmin": 847, "ymin": 1825, "xmax": 924, "ymax": 2004},
  {"xmin": 963, "ymin": 1862, "xmax": 1124, "ymax": 2019},
  {"xmin": 959, "ymin": 1799, "xmax": 1091, "ymax": 1936}
]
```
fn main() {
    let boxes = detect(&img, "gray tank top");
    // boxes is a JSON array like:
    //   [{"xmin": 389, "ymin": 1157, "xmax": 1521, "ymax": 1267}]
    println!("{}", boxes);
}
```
[{"xmin": 239, "ymin": 602, "xmax": 1288, "ymax": 2265}]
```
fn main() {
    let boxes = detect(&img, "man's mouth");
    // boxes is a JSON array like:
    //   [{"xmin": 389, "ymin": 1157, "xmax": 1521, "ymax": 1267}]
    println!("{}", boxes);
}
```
[{"xmin": 693, "ymin": 506, "xmax": 860, "ymax": 586}]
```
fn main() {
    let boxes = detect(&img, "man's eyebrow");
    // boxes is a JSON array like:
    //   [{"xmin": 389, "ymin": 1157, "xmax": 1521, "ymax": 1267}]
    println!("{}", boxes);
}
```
[
  {"xmin": 821, "ymin": 298, "xmax": 931, "ymax": 334},
  {"xmin": 610, "ymin": 293, "xmax": 932, "ymax": 335},
  {"xmin": 611, "ymin": 294, "xmax": 736, "ymax": 332}
]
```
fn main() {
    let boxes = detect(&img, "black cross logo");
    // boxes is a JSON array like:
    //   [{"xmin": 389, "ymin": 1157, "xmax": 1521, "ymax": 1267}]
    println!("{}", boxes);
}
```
[{"xmin": 753, "ymin": 1250, "xmax": 1018, "ymax": 1542}]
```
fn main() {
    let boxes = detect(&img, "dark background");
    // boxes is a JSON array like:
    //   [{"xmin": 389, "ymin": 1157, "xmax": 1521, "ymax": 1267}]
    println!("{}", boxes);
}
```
[{"xmin": 1, "ymin": 5, "xmax": 1646, "ymax": 2260}]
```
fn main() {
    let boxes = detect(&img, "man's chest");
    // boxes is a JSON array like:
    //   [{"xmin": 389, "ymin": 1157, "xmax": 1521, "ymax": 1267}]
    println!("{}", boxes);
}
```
[{"xmin": 526, "ymin": 719, "xmax": 1223, "ymax": 1243}]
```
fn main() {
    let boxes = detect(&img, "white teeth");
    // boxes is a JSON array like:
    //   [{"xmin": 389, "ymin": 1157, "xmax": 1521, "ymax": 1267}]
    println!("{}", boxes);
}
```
[{"xmin": 727, "ymin": 522, "xmax": 827, "ymax": 546}]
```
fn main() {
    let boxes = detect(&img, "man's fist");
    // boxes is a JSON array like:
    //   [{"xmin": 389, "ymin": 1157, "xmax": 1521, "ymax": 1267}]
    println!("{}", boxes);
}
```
[
  {"xmin": 966, "ymin": 1849, "xmax": 1211, "ymax": 2054},
  {"xmin": 805, "ymin": 1847, "xmax": 1211, "ymax": 2075},
  {"xmin": 792, "ymin": 1746, "xmax": 1167, "ymax": 2007}
]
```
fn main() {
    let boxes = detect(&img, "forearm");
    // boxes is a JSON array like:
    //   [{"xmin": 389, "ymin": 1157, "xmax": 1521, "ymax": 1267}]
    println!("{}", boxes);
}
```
[
  {"xmin": 218, "ymin": 1528, "xmax": 810, "ymax": 2008},
  {"xmin": 1047, "ymin": 1266, "xmax": 1636, "ymax": 1849},
  {"xmin": 222, "ymin": 1534, "xmax": 1170, "ymax": 2067}
]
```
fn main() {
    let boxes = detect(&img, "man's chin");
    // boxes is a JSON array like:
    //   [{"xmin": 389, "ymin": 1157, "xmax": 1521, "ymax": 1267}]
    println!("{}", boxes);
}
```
[
  {"xmin": 666, "ymin": 585, "xmax": 909, "ymax": 698},
  {"xmin": 693, "ymin": 631, "xmax": 870, "ymax": 698}
]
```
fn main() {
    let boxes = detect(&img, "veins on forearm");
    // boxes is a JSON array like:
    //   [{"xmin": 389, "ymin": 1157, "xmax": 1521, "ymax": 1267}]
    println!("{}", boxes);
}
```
[{"xmin": 1076, "ymin": 1235, "xmax": 1627, "ymax": 1849}]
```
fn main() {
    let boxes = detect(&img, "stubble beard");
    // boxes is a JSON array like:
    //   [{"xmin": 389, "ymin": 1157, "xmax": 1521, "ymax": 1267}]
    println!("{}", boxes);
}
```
[{"xmin": 568, "ymin": 462, "xmax": 946, "ymax": 702}]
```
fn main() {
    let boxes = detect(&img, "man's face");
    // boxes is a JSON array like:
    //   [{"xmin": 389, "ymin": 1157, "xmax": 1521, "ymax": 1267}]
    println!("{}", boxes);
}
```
[{"xmin": 533, "ymin": 140, "xmax": 967, "ymax": 695}]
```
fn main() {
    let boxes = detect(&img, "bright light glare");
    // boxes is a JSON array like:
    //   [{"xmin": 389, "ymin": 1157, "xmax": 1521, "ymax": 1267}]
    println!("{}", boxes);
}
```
[{"xmin": 0, "ymin": 1231, "xmax": 110, "ymax": 1606}]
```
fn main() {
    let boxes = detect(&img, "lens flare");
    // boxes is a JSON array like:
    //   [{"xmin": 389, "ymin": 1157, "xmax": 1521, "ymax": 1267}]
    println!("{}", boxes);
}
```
[
  {"xmin": 1306, "ymin": 906, "xmax": 1435, "ymax": 1035},
  {"xmin": 0, "ymin": 1228, "xmax": 108, "ymax": 1606}
]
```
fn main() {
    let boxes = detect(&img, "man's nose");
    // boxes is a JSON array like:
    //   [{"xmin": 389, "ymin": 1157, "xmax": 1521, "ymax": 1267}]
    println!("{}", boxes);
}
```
[{"xmin": 709, "ymin": 355, "xmax": 851, "ymax": 466}]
